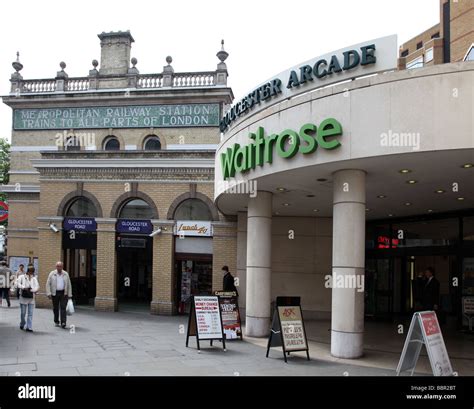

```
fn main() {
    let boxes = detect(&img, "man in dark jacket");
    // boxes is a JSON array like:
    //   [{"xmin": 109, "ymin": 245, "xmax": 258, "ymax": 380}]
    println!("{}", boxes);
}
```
[
  {"xmin": 421, "ymin": 267, "xmax": 440, "ymax": 311},
  {"xmin": 222, "ymin": 266, "xmax": 238, "ymax": 296}
]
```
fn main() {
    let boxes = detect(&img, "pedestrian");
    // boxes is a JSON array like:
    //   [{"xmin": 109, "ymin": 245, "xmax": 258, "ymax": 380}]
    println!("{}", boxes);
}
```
[
  {"xmin": 45, "ymin": 261, "xmax": 73, "ymax": 328},
  {"xmin": 421, "ymin": 267, "xmax": 440, "ymax": 311},
  {"xmin": 15, "ymin": 264, "xmax": 25, "ymax": 299},
  {"xmin": 222, "ymin": 265, "xmax": 238, "ymax": 296},
  {"xmin": 17, "ymin": 264, "xmax": 39, "ymax": 332},
  {"xmin": 0, "ymin": 260, "xmax": 14, "ymax": 307},
  {"xmin": 412, "ymin": 271, "xmax": 425, "ymax": 311}
]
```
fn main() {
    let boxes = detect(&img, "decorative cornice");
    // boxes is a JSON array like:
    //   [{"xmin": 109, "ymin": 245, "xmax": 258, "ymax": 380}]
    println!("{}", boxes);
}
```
[{"xmin": 38, "ymin": 167, "xmax": 214, "ymax": 181}]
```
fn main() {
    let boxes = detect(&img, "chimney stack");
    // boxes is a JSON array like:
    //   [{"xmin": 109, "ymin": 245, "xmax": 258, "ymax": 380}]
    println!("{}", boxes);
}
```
[{"xmin": 98, "ymin": 30, "xmax": 134, "ymax": 76}]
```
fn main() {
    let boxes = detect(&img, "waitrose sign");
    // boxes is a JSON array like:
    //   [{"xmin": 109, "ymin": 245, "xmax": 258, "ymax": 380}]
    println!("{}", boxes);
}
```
[
  {"xmin": 221, "ymin": 118, "xmax": 342, "ymax": 180},
  {"xmin": 220, "ymin": 35, "xmax": 397, "ymax": 132}
]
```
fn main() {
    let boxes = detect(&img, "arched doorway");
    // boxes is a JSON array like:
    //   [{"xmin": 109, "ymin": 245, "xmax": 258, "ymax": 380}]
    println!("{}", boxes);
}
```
[
  {"xmin": 173, "ymin": 198, "xmax": 214, "ymax": 314},
  {"xmin": 116, "ymin": 198, "xmax": 154, "ymax": 306},
  {"xmin": 62, "ymin": 197, "xmax": 98, "ymax": 305}
]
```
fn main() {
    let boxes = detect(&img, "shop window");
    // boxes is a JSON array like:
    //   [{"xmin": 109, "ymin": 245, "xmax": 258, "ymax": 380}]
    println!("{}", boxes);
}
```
[
  {"xmin": 464, "ymin": 45, "xmax": 474, "ymax": 61},
  {"xmin": 463, "ymin": 216, "xmax": 474, "ymax": 241},
  {"xmin": 174, "ymin": 199, "xmax": 212, "ymax": 221},
  {"xmin": 424, "ymin": 48, "xmax": 434, "ymax": 63},
  {"xmin": 406, "ymin": 56, "xmax": 423, "ymax": 69},
  {"xmin": 143, "ymin": 135, "xmax": 161, "ymax": 151},
  {"xmin": 66, "ymin": 197, "xmax": 98, "ymax": 218},
  {"xmin": 119, "ymin": 199, "xmax": 154, "ymax": 219},
  {"xmin": 103, "ymin": 136, "xmax": 120, "ymax": 151}
]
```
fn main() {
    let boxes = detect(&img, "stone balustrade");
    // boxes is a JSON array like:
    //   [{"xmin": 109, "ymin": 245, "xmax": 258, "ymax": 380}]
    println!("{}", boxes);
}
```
[{"xmin": 12, "ymin": 70, "xmax": 223, "ymax": 94}]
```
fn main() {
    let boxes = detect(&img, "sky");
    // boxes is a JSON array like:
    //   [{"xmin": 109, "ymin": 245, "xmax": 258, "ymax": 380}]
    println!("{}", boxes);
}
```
[{"xmin": 0, "ymin": 0, "xmax": 440, "ymax": 141}]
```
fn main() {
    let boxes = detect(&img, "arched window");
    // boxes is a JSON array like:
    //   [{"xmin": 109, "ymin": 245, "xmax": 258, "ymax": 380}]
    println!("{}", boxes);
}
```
[
  {"xmin": 65, "ymin": 136, "xmax": 81, "ymax": 151},
  {"xmin": 103, "ymin": 136, "xmax": 120, "ymax": 151},
  {"xmin": 143, "ymin": 135, "xmax": 161, "ymax": 151},
  {"xmin": 119, "ymin": 199, "xmax": 153, "ymax": 219},
  {"xmin": 174, "ymin": 199, "xmax": 212, "ymax": 221},
  {"xmin": 66, "ymin": 197, "xmax": 98, "ymax": 217}
]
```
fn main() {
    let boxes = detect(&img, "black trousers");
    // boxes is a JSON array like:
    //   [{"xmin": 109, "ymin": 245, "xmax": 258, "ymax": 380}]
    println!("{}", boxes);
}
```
[
  {"xmin": 52, "ymin": 290, "xmax": 68, "ymax": 325},
  {"xmin": 1, "ymin": 288, "xmax": 10, "ymax": 306}
]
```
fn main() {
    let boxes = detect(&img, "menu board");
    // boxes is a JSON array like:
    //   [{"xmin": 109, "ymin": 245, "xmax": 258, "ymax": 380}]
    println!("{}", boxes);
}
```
[
  {"xmin": 215, "ymin": 291, "xmax": 242, "ymax": 340},
  {"xmin": 278, "ymin": 306, "xmax": 308, "ymax": 351},
  {"xmin": 266, "ymin": 302, "xmax": 310, "ymax": 362},
  {"xmin": 194, "ymin": 296, "xmax": 223, "ymax": 339},
  {"xmin": 397, "ymin": 311, "xmax": 453, "ymax": 376},
  {"xmin": 186, "ymin": 295, "xmax": 226, "ymax": 351}
]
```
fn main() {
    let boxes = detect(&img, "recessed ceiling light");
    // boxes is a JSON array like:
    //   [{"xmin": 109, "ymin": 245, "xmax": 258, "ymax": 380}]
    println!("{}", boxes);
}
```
[
  {"xmin": 317, "ymin": 178, "xmax": 327, "ymax": 182},
  {"xmin": 406, "ymin": 180, "xmax": 418, "ymax": 184},
  {"xmin": 457, "ymin": 197, "xmax": 465, "ymax": 201},
  {"xmin": 461, "ymin": 164, "xmax": 473, "ymax": 168},
  {"xmin": 405, "ymin": 202, "xmax": 412, "ymax": 206},
  {"xmin": 427, "ymin": 209, "xmax": 433, "ymax": 213},
  {"xmin": 306, "ymin": 194, "xmax": 315, "ymax": 198},
  {"xmin": 388, "ymin": 213, "xmax": 394, "ymax": 217},
  {"xmin": 435, "ymin": 189, "xmax": 445, "ymax": 194},
  {"xmin": 276, "ymin": 187, "xmax": 286, "ymax": 192},
  {"xmin": 275, "ymin": 212, "xmax": 280, "ymax": 215},
  {"xmin": 366, "ymin": 208, "xmax": 370, "ymax": 211},
  {"xmin": 399, "ymin": 169, "xmax": 412, "ymax": 174},
  {"xmin": 377, "ymin": 195, "xmax": 386, "ymax": 199},
  {"xmin": 283, "ymin": 203, "xmax": 290, "ymax": 206},
  {"xmin": 313, "ymin": 209, "xmax": 319, "ymax": 212}
]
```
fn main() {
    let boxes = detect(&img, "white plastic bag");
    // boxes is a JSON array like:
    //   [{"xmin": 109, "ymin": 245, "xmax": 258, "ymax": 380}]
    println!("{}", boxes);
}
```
[{"xmin": 66, "ymin": 298, "xmax": 75, "ymax": 316}]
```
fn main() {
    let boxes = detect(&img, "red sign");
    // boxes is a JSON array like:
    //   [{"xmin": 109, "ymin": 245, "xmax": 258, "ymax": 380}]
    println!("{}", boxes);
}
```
[
  {"xmin": 377, "ymin": 235, "xmax": 399, "ymax": 249},
  {"xmin": 0, "ymin": 201, "xmax": 8, "ymax": 222},
  {"xmin": 421, "ymin": 311, "xmax": 440, "ymax": 336}
]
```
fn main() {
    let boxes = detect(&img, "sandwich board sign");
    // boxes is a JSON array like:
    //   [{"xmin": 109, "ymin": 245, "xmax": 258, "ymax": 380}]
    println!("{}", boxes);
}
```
[
  {"xmin": 185, "ymin": 295, "xmax": 226, "ymax": 352},
  {"xmin": 215, "ymin": 291, "xmax": 243, "ymax": 340},
  {"xmin": 266, "ymin": 296, "xmax": 310, "ymax": 362},
  {"xmin": 396, "ymin": 311, "xmax": 453, "ymax": 376}
]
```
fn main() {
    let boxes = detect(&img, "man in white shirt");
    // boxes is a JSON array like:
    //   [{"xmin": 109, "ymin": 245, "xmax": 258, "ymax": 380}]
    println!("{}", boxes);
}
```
[{"xmin": 46, "ymin": 261, "xmax": 73, "ymax": 328}]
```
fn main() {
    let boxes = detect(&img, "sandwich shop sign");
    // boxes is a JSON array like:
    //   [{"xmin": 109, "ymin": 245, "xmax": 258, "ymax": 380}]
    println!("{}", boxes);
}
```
[{"xmin": 220, "ymin": 35, "xmax": 397, "ymax": 132}]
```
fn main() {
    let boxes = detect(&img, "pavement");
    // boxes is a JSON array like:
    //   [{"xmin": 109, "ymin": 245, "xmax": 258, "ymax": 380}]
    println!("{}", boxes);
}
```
[{"xmin": 0, "ymin": 299, "xmax": 472, "ymax": 376}]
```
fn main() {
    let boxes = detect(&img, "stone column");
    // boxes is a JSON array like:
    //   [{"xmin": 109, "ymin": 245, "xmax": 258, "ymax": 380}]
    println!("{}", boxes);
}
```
[
  {"xmin": 236, "ymin": 212, "xmax": 248, "ymax": 313},
  {"xmin": 94, "ymin": 218, "xmax": 117, "ymax": 312},
  {"xmin": 245, "ymin": 191, "xmax": 272, "ymax": 337},
  {"xmin": 35, "ymin": 218, "xmax": 63, "ymax": 309},
  {"xmin": 150, "ymin": 220, "xmax": 176, "ymax": 315},
  {"xmin": 331, "ymin": 169, "xmax": 366, "ymax": 358}
]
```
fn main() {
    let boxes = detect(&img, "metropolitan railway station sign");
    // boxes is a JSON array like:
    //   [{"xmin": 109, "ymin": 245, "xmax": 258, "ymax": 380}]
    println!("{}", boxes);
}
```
[{"xmin": 13, "ymin": 103, "xmax": 220, "ymax": 130}]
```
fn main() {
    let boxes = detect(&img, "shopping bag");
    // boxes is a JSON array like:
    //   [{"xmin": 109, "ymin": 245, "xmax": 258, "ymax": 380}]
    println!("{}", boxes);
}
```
[{"xmin": 66, "ymin": 298, "xmax": 75, "ymax": 316}]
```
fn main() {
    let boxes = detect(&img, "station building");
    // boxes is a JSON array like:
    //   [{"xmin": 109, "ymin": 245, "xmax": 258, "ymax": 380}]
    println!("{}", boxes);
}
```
[
  {"xmin": 2, "ymin": 31, "xmax": 236, "ymax": 314},
  {"xmin": 215, "ymin": 1, "xmax": 474, "ymax": 358}
]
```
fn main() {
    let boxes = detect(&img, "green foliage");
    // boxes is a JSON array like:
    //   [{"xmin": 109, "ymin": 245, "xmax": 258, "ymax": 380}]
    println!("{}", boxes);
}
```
[{"xmin": 0, "ymin": 138, "xmax": 10, "ymax": 206}]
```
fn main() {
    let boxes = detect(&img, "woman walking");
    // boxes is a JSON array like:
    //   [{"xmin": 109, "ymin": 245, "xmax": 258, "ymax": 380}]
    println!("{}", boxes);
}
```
[{"xmin": 18, "ymin": 264, "xmax": 39, "ymax": 332}]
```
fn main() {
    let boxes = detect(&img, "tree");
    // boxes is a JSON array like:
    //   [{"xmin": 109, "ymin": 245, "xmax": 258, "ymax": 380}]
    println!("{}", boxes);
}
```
[{"xmin": 0, "ymin": 137, "xmax": 10, "ymax": 207}]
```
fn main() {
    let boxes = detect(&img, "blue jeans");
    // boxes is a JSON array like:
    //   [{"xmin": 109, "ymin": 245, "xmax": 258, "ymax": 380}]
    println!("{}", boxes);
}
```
[{"xmin": 20, "ymin": 303, "xmax": 34, "ymax": 330}]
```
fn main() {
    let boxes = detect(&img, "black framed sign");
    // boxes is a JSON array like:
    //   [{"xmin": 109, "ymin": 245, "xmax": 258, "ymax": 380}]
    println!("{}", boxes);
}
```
[
  {"xmin": 186, "ymin": 295, "xmax": 226, "ymax": 351},
  {"xmin": 215, "ymin": 291, "xmax": 243, "ymax": 340},
  {"xmin": 266, "ymin": 303, "xmax": 310, "ymax": 362}
]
